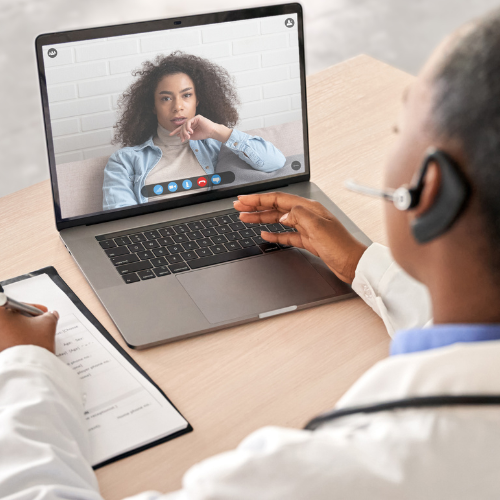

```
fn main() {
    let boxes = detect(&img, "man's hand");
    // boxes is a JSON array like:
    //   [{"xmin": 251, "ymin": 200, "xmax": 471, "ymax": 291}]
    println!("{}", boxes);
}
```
[
  {"xmin": 169, "ymin": 115, "xmax": 232, "ymax": 143},
  {"xmin": 0, "ymin": 305, "xmax": 59, "ymax": 354},
  {"xmin": 234, "ymin": 192, "xmax": 368, "ymax": 284}
]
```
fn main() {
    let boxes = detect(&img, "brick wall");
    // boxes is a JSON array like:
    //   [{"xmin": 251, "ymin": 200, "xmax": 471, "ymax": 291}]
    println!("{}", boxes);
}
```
[{"xmin": 43, "ymin": 13, "xmax": 301, "ymax": 164}]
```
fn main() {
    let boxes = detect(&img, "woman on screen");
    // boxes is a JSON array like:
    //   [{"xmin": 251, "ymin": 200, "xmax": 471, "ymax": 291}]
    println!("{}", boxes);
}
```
[{"xmin": 102, "ymin": 51, "xmax": 286, "ymax": 210}]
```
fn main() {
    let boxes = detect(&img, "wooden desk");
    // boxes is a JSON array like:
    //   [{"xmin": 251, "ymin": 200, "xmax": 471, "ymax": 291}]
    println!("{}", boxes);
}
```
[{"xmin": 0, "ymin": 55, "xmax": 413, "ymax": 499}]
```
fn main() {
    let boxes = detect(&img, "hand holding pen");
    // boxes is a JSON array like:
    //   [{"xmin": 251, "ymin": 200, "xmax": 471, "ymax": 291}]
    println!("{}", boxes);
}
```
[{"xmin": 0, "ymin": 288, "xmax": 59, "ymax": 354}]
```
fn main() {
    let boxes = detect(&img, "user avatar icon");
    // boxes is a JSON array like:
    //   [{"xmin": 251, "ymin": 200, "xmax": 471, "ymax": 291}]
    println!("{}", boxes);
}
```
[
  {"xmin": 168, "ymin": 182, "xmax": 178, "ymax": 192},
  {"xmin": 211, "ymin": 175, "xmax": 222, "ymax": 185},
  {"xmin": 153, "ymin": 184, "xmax": 163, "ymax": 195},
  {"xmin": 182, "ymin": 179, "xmax": 193, "ymax": 190},
  {"xmin": 285, "ymin": 18, "xmax": 294, "ymax": 28}
]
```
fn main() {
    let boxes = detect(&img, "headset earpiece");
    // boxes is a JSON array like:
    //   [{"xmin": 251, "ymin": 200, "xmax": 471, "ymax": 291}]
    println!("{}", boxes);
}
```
[{"xmin": 408, "ymin": 148, "xmax": 470, "ymax": 244}]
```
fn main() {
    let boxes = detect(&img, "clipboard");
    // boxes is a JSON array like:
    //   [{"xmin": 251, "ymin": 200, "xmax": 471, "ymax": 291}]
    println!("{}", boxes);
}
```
[{"xmin": 0, "ymin": 266, "xmax": 193, "ymax": 469}]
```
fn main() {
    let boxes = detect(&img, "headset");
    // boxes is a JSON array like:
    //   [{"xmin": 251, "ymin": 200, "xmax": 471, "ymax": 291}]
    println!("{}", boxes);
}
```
[{"xmin": 345, "ymin": 148, "xmax": 471, "ymax": 243}]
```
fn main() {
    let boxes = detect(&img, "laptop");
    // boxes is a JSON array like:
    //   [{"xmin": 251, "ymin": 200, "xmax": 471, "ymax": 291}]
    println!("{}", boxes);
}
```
[{"xmin": 35, "ymin": 3, "xmax": 371, "ymax": 348}]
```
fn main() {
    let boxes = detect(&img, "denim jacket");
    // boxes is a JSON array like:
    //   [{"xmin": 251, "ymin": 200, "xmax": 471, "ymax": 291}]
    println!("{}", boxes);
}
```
[{"xmin": 102, "ymin": 129, "xmax": 286, "ymax": 210}]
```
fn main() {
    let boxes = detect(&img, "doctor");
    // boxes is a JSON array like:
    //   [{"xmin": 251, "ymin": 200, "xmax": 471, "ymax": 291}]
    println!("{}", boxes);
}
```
[{"xmin": 2, "ymin": 11, "xmax": 500, "ymax": 500}]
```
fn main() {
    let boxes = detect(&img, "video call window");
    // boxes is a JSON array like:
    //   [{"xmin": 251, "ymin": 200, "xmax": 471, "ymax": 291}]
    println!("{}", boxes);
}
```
[{"xmin": 42, "ymin": 14, "xmax": 305, "ymax": 219}]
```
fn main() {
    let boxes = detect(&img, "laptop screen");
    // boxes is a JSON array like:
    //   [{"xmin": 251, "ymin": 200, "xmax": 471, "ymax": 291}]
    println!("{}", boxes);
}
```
[{"xmin": 39, "ymin": 9, "xmax": 306, "ymax": 222}]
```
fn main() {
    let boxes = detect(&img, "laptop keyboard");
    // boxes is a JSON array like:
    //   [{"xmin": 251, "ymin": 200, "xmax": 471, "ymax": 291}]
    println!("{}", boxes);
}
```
[{"xmin": 96, "ymin": 211, "xmax": 297, "ymax": 284}]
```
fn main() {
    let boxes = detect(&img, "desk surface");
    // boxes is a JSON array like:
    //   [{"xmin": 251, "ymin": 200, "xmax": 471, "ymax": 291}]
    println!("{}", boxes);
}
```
[{"xmin": 0, "ymin": 55, "xmax": 413, "ymax": 499}]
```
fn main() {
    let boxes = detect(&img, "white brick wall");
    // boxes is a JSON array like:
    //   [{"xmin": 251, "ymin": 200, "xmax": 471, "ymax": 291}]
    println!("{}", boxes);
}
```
[{"xmin": 42, "ymin": 13, "xmax": 301, "ymax": 164}]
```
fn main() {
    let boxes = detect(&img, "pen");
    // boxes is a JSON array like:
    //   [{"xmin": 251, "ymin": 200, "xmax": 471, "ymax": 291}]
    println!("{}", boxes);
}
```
[{"xmin": 0, "ymin": 292, "xmax": 44, "ymax": 317}]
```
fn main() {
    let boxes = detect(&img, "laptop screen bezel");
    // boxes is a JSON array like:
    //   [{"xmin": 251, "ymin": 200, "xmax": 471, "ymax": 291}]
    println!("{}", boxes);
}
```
[{"xmin": 35, "ymin": 3, "xmax": 310, "ymax": 231}]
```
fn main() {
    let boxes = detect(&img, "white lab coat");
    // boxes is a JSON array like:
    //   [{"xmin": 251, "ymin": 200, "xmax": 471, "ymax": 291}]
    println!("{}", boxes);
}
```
[{"xmin": 2, "ymin": 243, "xmax": 500, "ymax": 499}]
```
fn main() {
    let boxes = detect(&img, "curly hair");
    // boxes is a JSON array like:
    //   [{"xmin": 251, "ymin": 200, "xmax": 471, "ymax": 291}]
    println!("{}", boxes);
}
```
[{"xmin": 113, "ymin": 51, "xmax": 240, "ymax": 147}]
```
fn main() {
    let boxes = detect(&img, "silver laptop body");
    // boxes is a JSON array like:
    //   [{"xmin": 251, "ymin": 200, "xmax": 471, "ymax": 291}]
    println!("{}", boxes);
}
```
[{"xmin": 36, "ymin": 4, "xmax": 371, "ymax": 348}]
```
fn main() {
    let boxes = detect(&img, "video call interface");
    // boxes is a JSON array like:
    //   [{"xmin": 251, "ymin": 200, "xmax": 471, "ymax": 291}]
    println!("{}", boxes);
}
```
[{"xmin": 42, "ymin": 13, "xmax": 305, "ymax": 219}]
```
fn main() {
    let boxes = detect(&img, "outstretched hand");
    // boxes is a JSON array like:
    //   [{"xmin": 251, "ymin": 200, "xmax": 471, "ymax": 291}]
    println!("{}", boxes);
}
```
[
  {"xmin": 0, "ymin": 304, "xmax": 59, "ymax": 354},
  {"xmin": 169, "ymin": 115, "xmax": 232, "ymax": 143},
  {"xmin": 234, "ymin": 192, "xmax": 368, "ymax": 284}
]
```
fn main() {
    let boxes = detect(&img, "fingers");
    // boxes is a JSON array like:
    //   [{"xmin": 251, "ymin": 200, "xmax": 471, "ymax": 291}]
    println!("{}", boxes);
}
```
[
  {"xmin": 238, "ymin": 210, "xmax": 284, "ymax": 224},
  {"xmin": 31, "ymin": 303, "xmax": 48, "ymax": 313},
  {"xmin": 260, "ymin": 230, "xmax": 304, "ymax": 249},
  {"xmin": 235, "ymin": 192, "xmax": 335, "ymax": 221}
]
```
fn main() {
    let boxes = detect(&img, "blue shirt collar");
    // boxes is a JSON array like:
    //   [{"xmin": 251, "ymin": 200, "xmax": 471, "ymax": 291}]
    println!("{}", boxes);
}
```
[{"xmin": 390, "ymin": 324, "xmax": 500, "ymax": 356}]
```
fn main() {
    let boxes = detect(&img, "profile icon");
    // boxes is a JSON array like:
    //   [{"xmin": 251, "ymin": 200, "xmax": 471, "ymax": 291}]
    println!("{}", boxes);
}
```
[
  {"xmin": 284, "ymin": 18, "xmax": 295, "ymax": 28},
  {"xmin": 47, "ymin": 48, "xmax": 58, "ymax": 58}
]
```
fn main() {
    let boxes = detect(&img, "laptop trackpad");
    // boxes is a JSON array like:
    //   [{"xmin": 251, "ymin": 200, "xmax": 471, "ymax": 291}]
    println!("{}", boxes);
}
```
[{"xmin": 176, "ymin": 249, "xmax": 337, "ymax": 324}]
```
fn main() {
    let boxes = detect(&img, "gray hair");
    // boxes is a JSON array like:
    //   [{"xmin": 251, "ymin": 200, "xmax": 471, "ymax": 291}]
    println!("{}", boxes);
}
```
[{"xmin": 432, "ymin": 11, "xmax": 500, "ymax": 270}]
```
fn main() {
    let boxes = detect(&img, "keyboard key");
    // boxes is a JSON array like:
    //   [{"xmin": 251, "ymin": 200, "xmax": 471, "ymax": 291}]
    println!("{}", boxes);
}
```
[
  {"xmin": 168, "ymin": 262, "xmax": 190, "ymax": 273},
  {"xmin": 105, "ymin": 246, "xmax": 130, "ymax": 258},
  {"xmin": 198, "ymin": 238, "xmax": 213, "ymax": 247},
  {"xmin": 122, "ymin": 273, "xmax": 140, "ymax": 284},
  {"xmin": 189, "ymin": 246, "xmax": 263, "ymax": 270},
  {"xmin": 187, "ymin": 230, "xmax": 203, "ymax": 240},
  {"xmin": 137, "ymin": 269, "xmax": 156, "ymax": 280},
  {"xmin": 226, "ymin": 241, "xmax": 242, "ymax": 251},
  {"xmin": 167, "ymin": 244, "xmax": 184, "ymax": 254},
  {"xmin": 240, "ymin": 238, "xmax": 256, "ymax": 248},
  {"xmin": 137, "ymin": 250, "xmax": 154, "ymax": 260},
  {"xmin": 260, "ymin": 243, "xmax": 280, "ymax": 253},
  {"xmin": 228, "ymin": 213, "xmax": 241, "ymax": 222},
  {"xmin": 144, "ymin": 230, "xmax": 161, "ymax": 240},
  {"xmin": 196, "ymin": 248, "xmax": 213, "ymax": 257},
  {"xmin": 151, "ymin": 257, "xmax": 168, "ymax": 267},
  {"xmin": 130, "ymin": 233, "xmax": 147, "ymax": 243},
  {"xmin": 181, "ymin": 251, "xmax": 199, "ymax": 261},
  {"xmin": 187, "ymin": 221, "xmax": 204, "ymax": 231},
  {"xmin": 111, "ymin": 254, "xmax": 139, "ymax": 266},
  {"xmin": 212, "ymin": 245, "xmax": 227, "ymax": 254},
  {"xmin": 116, "ymin": 260, "xmax": 153, "ymax": 275},
  {"xmin": 212, "ymin": 235, "xmax": 228, "ymax": 244},
  {"xmin": 153, "ymin": 247, "xmax": 169, "ymax": 257},
  {"xmin": 239, "ymin": 229, "xmax": 257, "ymax": 238},
  {"xmin": 253, "ymin": 236, "xmax": 266, "ymax": 245},
  {"xmin": 184, "ymin": 241, "xmax": 200, "ymax": 251},
  {"xmin": 172, "ymin": 234, "xmax": 189, "ymax": 244},
  {"xmin": 244, "ymin": 222, "xmax": 260, "ymax": 229},
  {"xmin": 201, "ymin": 228, "xmax": 217, "ymax": 237},
  {"xmin": 153, "ymin": 266, "xmax": 171, "ymax": 277},
  {"xmin": 144, "ymin": 240, "xmax": 160, "ymax": 249},
  {"xmin": 166, "ymin": 254, "xmax": 183, "ymax": 264},
  {"xmin": 216, "ymin": 225, "xmax": 231, "ymax": 234},
  {"xmin": 279, "ymin": 244, "xmax": 293, "ymax": 249},
  {"xmin": 158, "ymin": 236, "xmax": 174, "ymax": 246},
  {"xmin": 173, "ymin": 224, "xmax": 189, "ymax": 234},
  {"xmin": 99, "ymin": 240, "xmax": 116, "ymax": 249},
  {"xmin": 266, "ymin": 224, "xmax": 282, "ymax": 233},
  {"xmin": 202, "ymin": 218, "xmax": 218, "ymax": 228},
  {"xmin": 215, "ymin": 215, "xmax": 232, "ymax": 225},
  {"xmin": 159, "ymin": 227, "xmax": 176, "ymax": 237},
  {"xmin": 229, "ymin": 222, "xmax": 245, "ymax": 231},
  {"xmin": 127, "ymin": 243, "xmax": 145, "ymax": 253},
  {"xmin": 114, "ymin": 236, "xmax": 132, "ymax": 246},
  {"xmin": 226, "ymin": 232, "xmax": 242, "ymax": 241}
]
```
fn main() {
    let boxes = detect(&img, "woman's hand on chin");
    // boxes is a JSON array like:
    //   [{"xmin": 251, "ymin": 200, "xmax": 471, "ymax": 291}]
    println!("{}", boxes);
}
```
[{"xmin": 169, "ymin": 115, "xmax": 232, "ymax": 143}]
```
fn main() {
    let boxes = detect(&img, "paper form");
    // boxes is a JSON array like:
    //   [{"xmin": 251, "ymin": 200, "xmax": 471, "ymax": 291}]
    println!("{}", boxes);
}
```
[{"xmin": 4, "ymin": 274, "xmax": 188, "ymax": 466}]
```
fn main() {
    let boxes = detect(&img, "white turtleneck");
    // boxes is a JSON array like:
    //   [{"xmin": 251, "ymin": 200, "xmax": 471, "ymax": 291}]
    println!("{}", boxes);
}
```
[{"xmin": 145, "ymin": 124, "xmax": 208, "ymax": 201}]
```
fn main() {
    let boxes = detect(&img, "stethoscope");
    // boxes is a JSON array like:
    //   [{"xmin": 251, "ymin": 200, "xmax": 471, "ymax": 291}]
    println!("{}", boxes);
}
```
[{"xmin": 304, "ymin": 395, "xmax": 500, "ymax": 430}]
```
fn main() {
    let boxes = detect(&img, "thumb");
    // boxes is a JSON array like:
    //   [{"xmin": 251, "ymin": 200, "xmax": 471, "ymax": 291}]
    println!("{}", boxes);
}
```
[
  {"xmin": 32, "ymin": 310, "xmax": 59, "ymax": 333},
  {"xmin": 280, "ymin": 205, "xmax": 322, "ymax": 233}
]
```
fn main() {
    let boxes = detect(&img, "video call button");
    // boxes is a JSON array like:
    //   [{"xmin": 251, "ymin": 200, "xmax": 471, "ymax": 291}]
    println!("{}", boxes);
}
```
[{"xmin": 141, "ymin": 171, "xmax": 236, "ymax": 198}]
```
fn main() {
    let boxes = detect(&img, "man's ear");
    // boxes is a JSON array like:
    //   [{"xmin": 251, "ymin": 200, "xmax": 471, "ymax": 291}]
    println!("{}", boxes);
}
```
[{"xmin": 411, "ymin": 161, "xmax": 441, "ymax": 218}]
